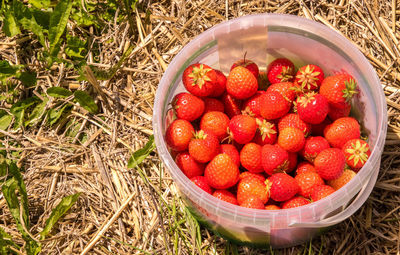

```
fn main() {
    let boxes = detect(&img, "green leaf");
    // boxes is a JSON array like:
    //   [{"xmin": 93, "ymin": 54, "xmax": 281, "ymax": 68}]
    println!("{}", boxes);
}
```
[
  {"xmin": 17, "ymin": 71, "xmax": 37, "ymax": 87},
  {"xmin": 73, "ymin": 90, "xmax": 98, "ymax": 114},
  {"xmin": 65, "ymin": 34, "xmax": 87, "ymax": 59},
  {"xmin": 46, "ymin": 87, "xmax": 72, "ymax": 98},
  {"xmin": 32, "ymin": 9, "xmax": 51, "ymax": 31},
  {"xmin": 128, "ymin": 135, "xmax": 155, "ymax": 168},
  {"xmin": 0, "ymin": 114, "xmax": 13, "ymax": 130},
  {"xmin": 25, "ymin": 97, "xmax": 48, "ymax": 127},
  {"xmin": 28, "ymin": 0, "xmax": 50, "ymax": 9},
  {"xmin": 70, "ymin": 4, "xmax": 96, "ymax": 27},
  {"xmin": 0, "ymin": 226, "xmax": 20, "ymax": 255},
  {"xmin": 0, "ymin": 60, "xmax": 21, "ymax": 81},
  {"xmin": 49, "ymin": 0, "xmax": 73, "ymax": 56},
  {"xmin": 47, "ymin": 104, "xmax": 70, "ymax": 125},
  {"xmin": 10, "ymin": 97, "xmax": 40, "ymax": 128},
  {"xmin": 40, "ymin": 193, "xmax": 80, "ymax": 240},
  {"xmin": 3, "ymin": 7, "xmax": 21, "ymax": 37}
]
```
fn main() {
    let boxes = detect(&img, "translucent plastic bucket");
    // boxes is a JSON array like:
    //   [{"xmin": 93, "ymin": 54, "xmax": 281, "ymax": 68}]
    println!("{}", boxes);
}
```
[{"xmin": 153, "ymin": 14, "xmax": 387, "ymax": 248}]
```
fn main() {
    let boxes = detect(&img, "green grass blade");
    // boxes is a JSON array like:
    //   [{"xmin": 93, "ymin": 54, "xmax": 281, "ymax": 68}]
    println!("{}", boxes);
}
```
[
  {"xmin": 0, "ymin": 226, "xmax": 20, "ymax": 255},
  {"xmin": 128, "ymin": 135, "xmax": 155, "ymax": 169},
  {"xmin": 73, "ymin": 90, "xmax": 98, "ymax": 114},
  {"xmin": 49, "ymin": 0, "xmax": 73, "ymax": 56}
]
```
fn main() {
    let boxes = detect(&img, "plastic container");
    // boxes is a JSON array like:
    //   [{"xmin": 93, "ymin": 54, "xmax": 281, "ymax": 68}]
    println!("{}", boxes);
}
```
[{"xmin": 153, "ymin": 14, "xmax": 387, "ymax": 248}]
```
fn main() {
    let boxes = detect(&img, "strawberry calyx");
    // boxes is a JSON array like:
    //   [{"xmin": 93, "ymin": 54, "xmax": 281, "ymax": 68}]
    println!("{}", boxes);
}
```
[
  {"xmin": 304, "ymin": 152, "xmax": 317, "ymax": 163},
  {"xmin": 256, "ymin": 118, "xmax": 277, "ymax": 141},
  {"xmin": 296, "ymin": 65, "xmax": 320, "ymax": 90},
  {"xmin": 265, "ymin": 179, "xmax": 272, "ymax": 197},
  {"xmin": 188, "ymin": 64, "xmax": 212, "ymax": 88},
  {"xmin": 242, "ymin": 106, "xmax": 256, "ymax": 117},
  {"xmin": 277, "ymin": 66, "xmax": 294, "ymax": 82},
  {"xmin": 346, "ymin": 140, "xmax": 369, "ymax": 166},
  {"xmin": 296, "ymin": 91, "xmax": 317, "ymax": 108},
  {"xmin": 273, "ymin": 160, "xmax": 289, "ymax": 174},
  {"xmin": 342, "ymin": 78, "xmax": 358, "ymax": 103},
  {"xmin": 193, "ymin": 130, "xmax": 208, "ymax": 140}
]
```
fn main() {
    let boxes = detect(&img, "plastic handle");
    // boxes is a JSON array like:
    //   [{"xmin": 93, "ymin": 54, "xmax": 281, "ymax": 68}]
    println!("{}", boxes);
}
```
[{"xmin": 289, "ymin": 167, "xmax": 379, "ymax": 228}]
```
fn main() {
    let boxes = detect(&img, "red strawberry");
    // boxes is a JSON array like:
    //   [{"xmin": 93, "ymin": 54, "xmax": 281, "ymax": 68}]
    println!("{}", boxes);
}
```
[
  {"xmin": 228, "ymin": 115, "xmax": 257, "ymax": 144},
  {"xmin": 311, "ymin": 118, "xmax": 331, "ymax": 136},
  {"xmin": 310, "ymin": 185, "xmax": 335, "ymax": 201},
  {"xmin": 267, "ymin": 173, "xmax": 299, "ymax": 202},
  {"xmin": 209, "ymin": 70, "xmax": 226, "ymax": 97},
  {"xmin": 260, "ymin": 91, "xmax": 291, "ymax": 120},
  {"xmin": 278, "ymin": 127, "xmax": 305, "ymax": 152},
  {"xmin": 188, "ymin": 130, "xmax": 220, "ymax": 163},
  {"xmin": 203, "ymin": 97, "xmax": 224, "ymax": 113},
  {"xmin": 204, "ymin": 153, "xmax": 240, "ymax": 189},
  {"xmin": 342, "ymin": 139, "xmax": 371, "ymax": 170},
  {"xmin": 261, "ymin": 144, "xmax": 289, "ymax": 175},
  {"xmin": 240, "ymin": 195, "xmax": 265, "ymax": 209},
  {"xmin": 253, "ymin": 118, "xmax": 277, "ymax": 145},
  {"xmin": 267, "ymin": 58, "xmax": 295, "ymax": 84},
  {"xmin": 166, "ymin": 119, "xmax": 194, "ymax": 151},
  {"xmin": 239, "ymin": 172, "xmax": 266, "ymax": 182},
  {"xmin": 191, "ymin": 176, "xmax": 213, "ymax": 194},
  {"xmin": 200, "ymin": 111, "xmax": 229, "ymax": 141},
  {"xmin": 213, "ymin": 190, "xmax": 238, "ymax": 205},
  {"xmin": 281, "ymin": 196, "xmax": 310, "ymax": 209},
  {"xmin": 265, "ymin": 204, "xmax": 281, "ymax": 210},
  {"xmin": 175, "ymin": 152, "xmax": 205, "ymax": 178},
  {"xmin": 231, "ymin": 58, "xmax": 259, "ymax": 78},
  {"xmin": 295, "ymin": 172, "xmax": 325, "ymax": 198},
  {"xmin": 221, "ymin": 92, "xmax": 242, "ymax": 118},
  {"xmin": 300, "ymin": 136, "xmax": 330, "ymax": 163},
  {"xmin": 320, "ymin": 74, "xmax": 358, "ymax": 109},
  {"xmin": 183, "ymin": 63, "xmax": 216, "ymax": 97},
  {"xmin": 296, "ymin": 162, "xmax": 317, "ymax": 175},
  {"xmin": 314, "ymin": 148, "xmax": 345, "ymax": 180},
  {"xmin": 220, "ymin": 144, "xmax": 240, "ymax": 167},
  {"xmin": 287, "ymin": 152, "xmax": 298, "ymax": 173},
  {"xmin": 296, "ymin": 92, "xmax": 329, "ymax": 124},
  {"xmin": 226, "ymin": 66, "xmax": 258, "ymax": 99},
  {"xmin": 242, "ymin": 91, "xmax": 266, "ymax": 117},
  {"xmin": 172, "ymin": 92, "xmax": 205, "ymax": 121},
  {"xmin": 327, "ymin": 169, "xmax": 356, "ymax": 190},
  {"xmin": 237, "ymin": 175, "xmax": 269, "ymax": 205},
  {"xmin": 266, "ymin": 82, "xmax": 296, "ymax": 103},
  {"xmin": 324, "ymin": 117, "xmax": 360, "ymax": 148},
  {"xmin": 240, "ymin": 143, "xmax": 264, "ymax": 173},
  {"xmin": 328, "ymin": 104, "xmax": 351, "ymax": 121},
  {"xmin": 294, "ymin": 64, "xmax": 324, "ymax": 91},
  {"xmin": 278, "ymin": 113, "xmax": 311, "ymax": 136}
]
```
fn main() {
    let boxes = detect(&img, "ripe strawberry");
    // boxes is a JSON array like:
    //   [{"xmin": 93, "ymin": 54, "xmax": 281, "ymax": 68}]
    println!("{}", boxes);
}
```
[
  {"xmin": 260, "ymin": 91, "xmax": 291, "ymax": 120},
  {"xmin": 311, "ymin": 118, "xmax": 331, "ymax": 136},
  {"xmin": 166, "ymin": 119, "xmax": 194, "ymax": 151},
  {"xmin": 253, "ymin": 118, "xmax": 277, "ymax": 145},
  {"xmin": 266, "ymin": 82, "xmax": 296, "ymax": 103},
  {"xmin": 226, "ymin": 66, "xmax": 258, "ymax": 99},
  {"xmin": 213, "ymin": 190, "xmax": 238, "ymax": 205},
  {"xmin": 204, "ymin": 153, "xmax": 240, "ymax": 189},
  {"xmin": 267, "ymin": 58, "xmax": 295, "ymax": 84},
  {"xmin": 310, "ymin": 185, "xmax": 335, "ymax": 201},
  {"xmin": 188, "ymin": 130, "xmax": 220, "ymax": 163},
  {"xmin": 265, "ymin": 204, "xmax": 281, "ymax": 210},
  {"xmin": 296, "ymin": 162, "xmax": 317, "ymax": 175},
  {"xmin": 209, "ymin": 70, "xmax": 226, "ymax": 97},
  {"xmin": 183, "ymin": 63, "xmax": 216, "ymax": 97},
  {"xmin": 220, "ymin": 144, "xmax": 240, "ymax": 167},
  {"xmin": 281, "ymin": 196, "xmax": 310, "ymax": 209},
  {"xmin": 240, "ymin": 195, "xmax": 265, "ymax": 209},
  {"xmin": 296, "ymin": 92, "xmax": 329, "ymax": 124},
  {"xmin": 237, "ymin": 175, "xmax": 269, "ymax": 205},
  {"xmin": 239, "ymin": 172, "xmax": 266, "ymax": 182},
  {"xmin": 324, "ymin": 117, "xmax": 361, "ymax": 148},
  {"xmin": 261, "ymin": 144, "xmax": 289, "ymax": 175},
  {"xmin": 342, "ymin": 139, "xmax": 371, "ymax": 170},
  {"xmin": 191, "ymin": 176, "xmax": 213, "ymax": 194},
  {"xmin": 172, "ymin": 92, "xmax": 205, "ymax": 121},
  {"xmin": 294, "ymin": 64, "xmax": 324, "ymax": 91},
  {"xmin": 228, "ymin": 115, "xmax": 257, "ymax": 144},
  {"xmin": 300, "ymin": 136, "xmax": 330, "ymax": 163},
  {"xmin": 320, "ymin": 74, "xmax": 358, "ymax": 109},
  {"xmin": 267, "ymin": 173, "xmax": 299, "ymax": 202},
  {"xmin": 327, "ymin": 169, "xmax": 356, "ymax": 190},
  {"xmin": 278, "ymin": 113, "xmax": 311, "ymax": 136},
  {"xmin": 203, "ymin": 97, "xmax": 224, "ymax": 113},
  {"xmin": 175, "ymin": 152, "xmax": 205, "ymax": 178},
  {"xmin": 242, "ymin": 91, "xmax": 266, "ymax": 117},
  {"xmin": 314, "ymin": 148, "xmax": 345, "ymax": 180},
  {"xmin": 278, "ymin": 127, "xmax": 305, "ymax": 152},
  {"xmin": 328, "ymin": 103, "xmax": 351, "ymax": 121},
  {"xmin": 240, "ymin": 143, "xmax": 264, "ymax": 173},
  {"xmin": 221, "ymin": 92, "xmax": 242, "ymax": 118},
  {"xmin": 287, "ymin": 152, "xmax": 298, "ymax": 173},
  {"xmin": 231, "ymin": 58, "xmax": 259, "ymax": 78},
  {"xmin": 200, "ymin": 111, "xmax": 229, "ymax": 141},
  {"xmin": 295, "ymin": 172, "xmax": 325, "ymax": 198}
]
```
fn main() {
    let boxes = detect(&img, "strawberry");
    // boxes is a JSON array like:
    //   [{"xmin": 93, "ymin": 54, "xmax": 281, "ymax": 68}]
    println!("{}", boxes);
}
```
[
  {"xmin": 191, "ymin": 176, "xmax": 213, "ymax": 194},
  {"xmin": 239, "ymin": 172, "xmax": 266, "ymax": 182},
  {"xmin": 300, "ymin": 136, "xmax": 330, "ymax": 163},
  {"xmin": 240, "ymin": 143, "xmax": 264, "ymax": 173},
  {"xmin": 296, "ymin": 92, "xmax": 329, "ymax": 124},
  {"xmin": 296, "ymin": 162, "xmax": 317, "ymax": 175},
  {"xmin": 314, "ymin": 148, "xmax": 345, "ymax": 180},
  {"xmin": 242, "ymin": 91, "xmax": 266, "ymax": 117},
  {"xmin": 278, "ymin": 127, "xmax": 305, "ymax": 152},
  {"xmin": 240, "ymin": 195, "xmax": 265, "ymax": 209},
  {"xmin": 213, "ymin": 190, "xmax": 238, "ymax": 205},
  {"xmin": 266, "ymin": 82, "xmax": 296, "ymax": 103},
  {"xmin": 265, "ymin": 204, "xmax": 281, "ymax": 210},
  {"xmin": 226, "ymin": 66, "xmax": 258, "ymax": 99},
  {"xmin": 175, "ymin": 152, "xmax": 205, "ymax": 178},
  {"xmin": 203, "ymin": 97, "xmax": 224, "ymax": 113},
  {"xmin": 204, "ymin": 153, "xmax": 240, "ymax": 189},
  {"xmin": 295, "ymin": 172, "xmax": 324, "ymax": 198},
  {"xmin": 261, "ymin": 144, "xmax": 289, "ymax": 175},
  {"xmin": 328, "ymin": 103, "xmax": 351, "ymax": 121},
  {"xmin": 278, "ymin": 113, "xmax": 311, "ymax": 136},
  {"xmin": 166, "ymin": 119, "xmax": 194, "ymax": 151},
  {"xmin": 319, "ymin": 73, "xmax": 358, "ymax": 109},
  {"xmin": 228, "ymin": 115, "xmax": 257, "ymax": 144},
  {"xmin": 260, "ymin": 91, "xmax": 291, "ymax": 120},
  {"xmin": 327, "ymin": 169, "xmax": 356, "ymax": 190},
  {"xmin": 237, "ymin": 175, "xmax": 269, "ymax": 205},
  {"xmin": 294, "ymin": 64, "xmax": 324, "ymax": 91},
  {"xmin": 172, "ymin": 92, "xmax": 205, "ymax": 121},
  {"xmin": 253, "ymin": 118, "xmax": 277, "ymax": 145},
  {"xmin": 287, "ymin": 152, "xmax": 298, "ymax": 173},
  {"xmin": 231, "ymin": 58, "xmax": 259, "ymax": 78},
  {"xmin": 221, "ymin": 92, "xmax": 242, "ymax": 118},
  {"xmin": 281, "ymin": 196, "xmax": 310, "ymax": 209},
  {"xmin": 310, "ymin": 185, "xmax": 335, "ymax": 201},
  {"xmin": 188, "ymin": 130, "xmax": 220, "ymax": 163},
  {"xmin": 267, "ymin": 173, "xmax": 299, "ymax": 202},
  {"xmin": 311, "ymin": 118, "xmax": 331, "ymax": 136},
  {"xmin": 209, "ymin": 70, "xmax": 226, "ymax": 97},
  {"xmin": 267, "ymin": 58, "xmax": 295, "ymax": 84},
  {"xmin": 183, "ymin": 63, "xmax": 216, "ymax": 97},
  {"xmin": 200, "ymin": 111, "xmax": 229, "ymax": 141},
  {"xmin": 220, "ymin": 144, "xmax": 240, "ymax": 167},
  {"xmin": 324, "ymin": 117, "xmax": 361, "ymax": 148},
  {"xmin": 342, "ymin": 139, "xmax": 371, "ymax": 170}
]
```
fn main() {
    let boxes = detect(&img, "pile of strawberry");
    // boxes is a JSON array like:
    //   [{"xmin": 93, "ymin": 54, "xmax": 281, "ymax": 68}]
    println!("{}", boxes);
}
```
[{"xmin": 165, "ymin": 57, "xmax": 371, "ymax": 210}]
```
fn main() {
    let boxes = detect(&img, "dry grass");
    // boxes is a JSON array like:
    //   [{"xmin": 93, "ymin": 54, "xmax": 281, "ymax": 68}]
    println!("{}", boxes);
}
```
[{"xmin": 1, "ymin": 0, "xmax": 400, "ymax": 254}]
